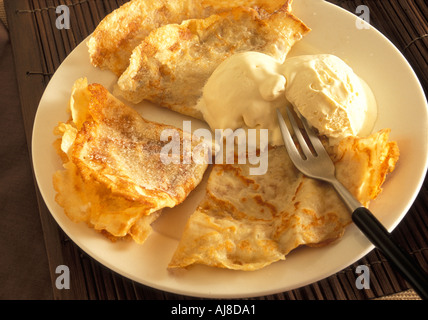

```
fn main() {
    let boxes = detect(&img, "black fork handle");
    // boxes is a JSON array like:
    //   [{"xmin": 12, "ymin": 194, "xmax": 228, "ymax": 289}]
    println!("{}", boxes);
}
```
[{"xmin": 352, "ymin": 207, "xmax": 428, "ymax": 300}]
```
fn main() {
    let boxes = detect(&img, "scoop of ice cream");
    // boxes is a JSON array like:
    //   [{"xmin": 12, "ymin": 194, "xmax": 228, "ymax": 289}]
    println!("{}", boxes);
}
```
[
  {"xmin": 197, "ymin": 52, "xmax": 377, "ymax": 147},
  {"xmin": 281, "ymin": 54, "xmax": 376, "ymax": 140},
  {"xmin": 196, "ymin": 51, "xmax": 288, "ymax": 146}
]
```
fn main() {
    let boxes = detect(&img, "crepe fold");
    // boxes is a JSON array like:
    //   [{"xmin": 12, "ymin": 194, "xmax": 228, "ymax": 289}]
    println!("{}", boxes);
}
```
[
  {"xmin": 88, "ymin": 0, "xmax": 301, "ymax": 76},
  {"xmin": 168, "ymin": 131, "xmax": 399, "ymax": 270},
  {"xmin": 114, "ymin": 4, "xmax": 310, "ymax": 119},
  {"xmin": 53, "ymin": 78, "xmax": 208, "ymax": 243}
]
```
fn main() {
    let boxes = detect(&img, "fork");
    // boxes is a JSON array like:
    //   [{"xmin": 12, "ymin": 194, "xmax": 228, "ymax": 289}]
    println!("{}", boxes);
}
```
[{"xmin": 277, "ymin": 107, "xmax": 428, "ymax": 300}]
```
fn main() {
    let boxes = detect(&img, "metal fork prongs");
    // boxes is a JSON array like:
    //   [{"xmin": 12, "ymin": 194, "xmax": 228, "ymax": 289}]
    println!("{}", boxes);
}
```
[{"xmin": 276, "ymin": 107, "xmax": 361, "ymax": 211}]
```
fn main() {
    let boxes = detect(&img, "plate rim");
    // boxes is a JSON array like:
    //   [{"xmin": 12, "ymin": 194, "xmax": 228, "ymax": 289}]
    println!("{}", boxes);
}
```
[{"xmin": 31, "ymin": 0, "xmax": 428, "ymax": 298}]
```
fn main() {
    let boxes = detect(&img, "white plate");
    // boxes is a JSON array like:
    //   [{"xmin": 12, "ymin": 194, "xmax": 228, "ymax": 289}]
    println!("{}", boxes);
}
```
[{"xmin": 32, "ymin": 0, "xmax": 428, "ymax": 298}]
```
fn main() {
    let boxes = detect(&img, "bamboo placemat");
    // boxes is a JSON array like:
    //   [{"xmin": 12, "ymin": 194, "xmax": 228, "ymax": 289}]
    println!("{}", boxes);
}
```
[{"xmin": 5, "ymin": 0, "xmax": 427, "ymax": 300}]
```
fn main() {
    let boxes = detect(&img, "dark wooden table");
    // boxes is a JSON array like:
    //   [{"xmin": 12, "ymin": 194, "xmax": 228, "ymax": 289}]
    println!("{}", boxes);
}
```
[{"xmin": 3, "ymin": 0, "xmax": 428, "ymax": 300}]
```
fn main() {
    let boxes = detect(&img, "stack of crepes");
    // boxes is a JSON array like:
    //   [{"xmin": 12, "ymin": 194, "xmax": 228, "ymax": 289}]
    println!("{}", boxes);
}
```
[
  {"xmin": 51, "ymin": 0, "xmax": 400, "ymax": 272},
  {"xmin": 87, "ymin": 0, "xmax": 311, "ymax": 119},
  {"xmin": 88, "ymin": 0, "xmax": 308, "ymax": 76}
]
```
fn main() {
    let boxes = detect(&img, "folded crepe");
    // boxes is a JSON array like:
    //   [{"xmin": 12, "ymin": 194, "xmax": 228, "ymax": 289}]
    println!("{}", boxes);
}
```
[
  {"xmin": 168, "ymin": 130, "xmax": 399, "ymax": 270},
  {"xmin": 88, "ymin": 0, "xmax": 296, "ymax": 76},
  {"xmin": 114, "ymin": 4, "xmax": 310, "ymax": 119},
  {"xmin": 53, "ymin": 78, "xmax": 208, "ymax": 243}
]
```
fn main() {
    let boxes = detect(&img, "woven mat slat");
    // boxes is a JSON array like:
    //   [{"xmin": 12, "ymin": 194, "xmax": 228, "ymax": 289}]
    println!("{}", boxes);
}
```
[
  {"xmin": 361, "ymin": 252, "xmax": 394, "ymax": 297},
  {"xmin": 383, "ymin": 1, "xmax": 428, "ymax": 86},
  {"xmin": 34, "ymin": 0, "xmax": 62, "ymax": 72},
  {"xmin": 415, "ymin": 0, "xmax": 428, "ymax": 22},
  {"xmin": 397, "ymin": 210, "xmax": 428, "ymax": 271},
  {"xmin": 53, "ymin": 0, "xmax": 74, "ymax": 55},
  {"xmin": 5, "ymin": 0, "xmax": 428, "ymax": 300}
]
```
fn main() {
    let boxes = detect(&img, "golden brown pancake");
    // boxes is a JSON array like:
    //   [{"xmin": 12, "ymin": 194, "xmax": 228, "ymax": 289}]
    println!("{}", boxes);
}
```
[
  {"xmin": 87, "ymin": 0, "xmax": 296, "ymax": 76},
  {"xmin": 53, "ymin": 78, "xmax": 208, "ymax": 242},
  {"xmin": 168, "ymin": 130, "xmax": 399, "ymax": 270},
  {"xmin": 114, "ymin": 5, "xmax": 310, "ymax": 119}
]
